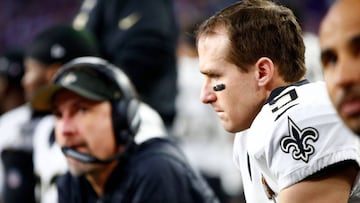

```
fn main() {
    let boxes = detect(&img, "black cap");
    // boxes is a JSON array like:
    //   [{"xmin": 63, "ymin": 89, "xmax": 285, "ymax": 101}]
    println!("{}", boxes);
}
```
[
  {"xmin": 31, "ymin": 67, "xmax": 121, "ymax": 112},
  {"xmin": 25, "ymin": 25, "xmax": 99, "ymax": 65}
]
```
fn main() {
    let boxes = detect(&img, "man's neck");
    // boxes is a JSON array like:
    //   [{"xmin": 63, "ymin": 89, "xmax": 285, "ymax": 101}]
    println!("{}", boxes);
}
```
[{"xmin": 86, "ymin": 161, "xmax": 118, "ymax": 196}]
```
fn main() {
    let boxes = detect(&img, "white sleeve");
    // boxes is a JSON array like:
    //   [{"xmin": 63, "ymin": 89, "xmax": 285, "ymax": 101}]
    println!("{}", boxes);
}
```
[
  {"xmin": 250, "ymin": 102, "xmax": 360, "ymax": 191},
  {"xmin": 248, "ymin": 82, "xmax": 360, "ymax": 192},
  {"xmin": 33, "ymin": 115, "xmax": 68, "ymax": 203}
]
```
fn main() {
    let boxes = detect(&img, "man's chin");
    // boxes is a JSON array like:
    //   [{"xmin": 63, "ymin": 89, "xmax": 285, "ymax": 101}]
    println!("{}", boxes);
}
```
[
  {"xmin": 67, "ymin": 158, "xmax": 90, "ymax": 176},
  {"xmin": 222, "ymin": 123, "xmax": 240, "ymax": 134},
  {"xmin": 68, "ymin": 166, "xmax": 88, "ymax": 177}
]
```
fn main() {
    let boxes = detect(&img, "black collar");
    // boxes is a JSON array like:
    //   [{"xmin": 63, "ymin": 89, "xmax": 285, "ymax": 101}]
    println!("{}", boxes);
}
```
[{"xmin": 265, "ymin": 79, "xmax": 309, "ymax": 105}]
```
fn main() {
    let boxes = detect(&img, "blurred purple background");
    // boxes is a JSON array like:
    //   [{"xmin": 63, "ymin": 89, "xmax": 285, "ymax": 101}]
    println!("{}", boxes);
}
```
[
  {"xmin": 0, "ymin": 0, "xmax": 333, "ymax": 53},
  {"xmin": 0, "ymin": 0, "xmax": 82, "ymax": 53}
]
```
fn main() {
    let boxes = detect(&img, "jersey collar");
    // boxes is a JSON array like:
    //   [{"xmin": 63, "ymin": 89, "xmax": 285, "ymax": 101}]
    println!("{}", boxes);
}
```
[{"xmin": 265, "ymin": 79, "xmax": 309, "ymax": 105}]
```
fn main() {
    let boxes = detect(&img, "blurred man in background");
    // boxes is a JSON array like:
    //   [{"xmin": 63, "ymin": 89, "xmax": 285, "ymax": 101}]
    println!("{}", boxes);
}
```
[
  {"xmin": 0, "ymin": 50, "xmax": 25, "ymax": 115},
  {"xmin": 73, "ymin": 0, "xmax": 179, "ymax": 129},
  {"xmin": 319, "ymin": 0, "xmax": 360, "ymax": 136},
  {"xmin": 31, "ymin": 56, "xmax": 219, "ymax": 203},
  {"xmin": 0, "ymin": 24, "xmax": 99, "ymax": 203}
]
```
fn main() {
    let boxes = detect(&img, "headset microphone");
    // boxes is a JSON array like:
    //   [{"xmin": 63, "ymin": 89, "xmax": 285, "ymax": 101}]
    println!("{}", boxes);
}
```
[
  {"xmin": 61, "ymin": 144, "xmax": 133, "ymax": 164},
  {"xmin": 61, "ymin": 147, "xmax": 114, "ymax": 164}
]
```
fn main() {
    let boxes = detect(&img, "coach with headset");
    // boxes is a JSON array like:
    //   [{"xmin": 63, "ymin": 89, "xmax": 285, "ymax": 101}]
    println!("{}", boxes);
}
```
[{"xmin": 31, "ymin": 56, "xmax": 218, "ymax": 203}]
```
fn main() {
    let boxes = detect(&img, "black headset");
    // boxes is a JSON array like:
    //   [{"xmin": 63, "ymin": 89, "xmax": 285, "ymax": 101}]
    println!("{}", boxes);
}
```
[{"xmin": 53, "ymin": 56, "xmax": 141, "ymax": 145}]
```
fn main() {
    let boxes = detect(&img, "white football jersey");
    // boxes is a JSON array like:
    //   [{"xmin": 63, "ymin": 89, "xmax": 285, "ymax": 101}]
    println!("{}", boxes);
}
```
[
  {"xmin": 233, "ymin": 81, "xmax": 360, "ymax": 203},
  {"xmin": 0, "ymin": 104, "xmax": 32, "ymax": 198}
]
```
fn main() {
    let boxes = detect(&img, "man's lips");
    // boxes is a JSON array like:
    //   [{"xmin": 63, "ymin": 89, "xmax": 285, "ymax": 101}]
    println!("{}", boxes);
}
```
[
  {"xmin": 340, "ymin": 99, "xmax": 360, "ymax": 117},
  {"xmin": 214, "ymin": 109, "xmax": 225, "ymax": 118},
  {"xmin": 63, "ymin": 144, "xmax": 87, "ymax": 153},
  {"xmin": 335, "ymin": 87, "xmax": 360, "ymax": 118}
]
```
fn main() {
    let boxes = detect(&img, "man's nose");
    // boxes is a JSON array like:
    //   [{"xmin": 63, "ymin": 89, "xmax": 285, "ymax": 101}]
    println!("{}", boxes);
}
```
[{"xmin": 200, "ymin": 82, "xmax": 216, "ymax": 104}]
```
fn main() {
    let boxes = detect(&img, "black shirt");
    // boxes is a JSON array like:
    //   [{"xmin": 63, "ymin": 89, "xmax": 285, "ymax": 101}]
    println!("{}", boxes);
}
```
[
  {"xmin": 57, "ymin": 138, "xmax": 219, "ymax": 203},
  {"xmin": 75, "ymin": 0, "xmax": 179, "ymax": 126}
]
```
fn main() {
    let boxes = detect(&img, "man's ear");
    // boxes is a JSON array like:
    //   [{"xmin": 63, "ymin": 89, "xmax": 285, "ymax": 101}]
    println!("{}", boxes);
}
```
[{"xmin": 255, "ymin": 57, "xmax": 274, "ymax": 87}]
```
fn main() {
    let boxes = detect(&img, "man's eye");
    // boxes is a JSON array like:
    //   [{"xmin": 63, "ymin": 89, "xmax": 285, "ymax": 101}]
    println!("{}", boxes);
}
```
[
  {"xmin": 79, "ymin": 107, "xmax": 87, "ymax": 112},
  {"xmin": 52, "ymin": 110, "xmax": 62, "ymax": 119},
  {"xmin": 321, "ymin": 52, "xmax": 337, "ymax": 69},
  {"xmin": 77, "ymin": 104, "xmax": 90, "ymax": 113},
  {"xmin": 353, "ymin": 44, "xmax": 360, "ymax": 57}
]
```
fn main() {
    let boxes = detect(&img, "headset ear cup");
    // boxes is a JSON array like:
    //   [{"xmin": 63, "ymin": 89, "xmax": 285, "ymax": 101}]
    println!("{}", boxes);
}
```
[
  {"xmin": 112, "ymin": 99, "xmax": 129, "ymax": 144},
  {"xmin": 112, "ymin": 98, "xmax": 140, "ymax": 144},
  {"xmin": 127, "ymin": 99, "xmax": 141, "ymax": 135}
]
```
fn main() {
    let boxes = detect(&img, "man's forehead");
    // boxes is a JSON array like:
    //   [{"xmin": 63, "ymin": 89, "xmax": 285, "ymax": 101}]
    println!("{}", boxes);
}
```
[
  {"xmin": 319, "ymin": 1, "xmax": 360, "ymax": 48},
  {"xmin": 198, "ymin": 35, "xmax": 230, "ymax": 70},
  {"xmin": 321, "ymin": 0, "xmax": 360, "ymax": 29}
]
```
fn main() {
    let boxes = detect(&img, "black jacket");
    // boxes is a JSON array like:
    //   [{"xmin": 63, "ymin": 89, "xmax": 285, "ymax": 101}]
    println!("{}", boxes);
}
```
[
  {"xmin": 75, "ymin": 0, "xmax": 178, "ymax": 126},
  {"xmin": 57, "ymin": 138, "xmax": 219, "ymax": 203}
]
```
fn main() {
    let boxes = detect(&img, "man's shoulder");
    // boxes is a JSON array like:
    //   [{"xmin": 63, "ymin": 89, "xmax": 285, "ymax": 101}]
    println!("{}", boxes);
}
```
[
  {"xmin": 126, "ymin": 137, "xmax": 197, "ymax": 178},
  {"xmin": 132, "ymin": 138, "xmax": 185, "ymax": 164},
  {"xmin": 125, "ymin": 138, "xmax": 219, "ymax": 202},
  {"xmin": 0, "ymin": 104, "xmax": 31, "ymax": 124},
  {"xmin": 262, "ymin": 81, "xmax": 335, "ymax": 123},
  {"xmin": 0, "ymin": 105, "xmax": 32, "ymax": 148}
]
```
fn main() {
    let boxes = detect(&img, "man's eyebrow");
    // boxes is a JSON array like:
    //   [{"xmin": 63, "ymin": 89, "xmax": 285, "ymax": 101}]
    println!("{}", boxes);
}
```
[
  {"xmin": 320, "ymin": 35, "xmax": 360, "ymax": 60},
  {"xmin": 200, "ymin": 69, "xmax": 220, "ymax": 77},
  {"xmin": 200, "ymin": 69, "xmax": 213, "ymax": 75}
]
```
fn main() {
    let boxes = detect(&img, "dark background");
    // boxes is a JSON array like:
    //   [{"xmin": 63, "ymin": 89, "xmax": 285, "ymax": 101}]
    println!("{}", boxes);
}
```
[{"xmin": 0, "ymin": 0, "xmax": 333, "ymax": 54}]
